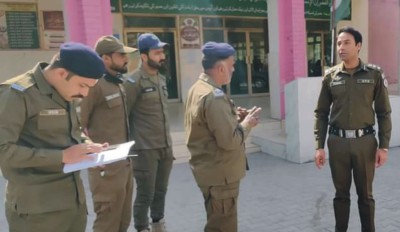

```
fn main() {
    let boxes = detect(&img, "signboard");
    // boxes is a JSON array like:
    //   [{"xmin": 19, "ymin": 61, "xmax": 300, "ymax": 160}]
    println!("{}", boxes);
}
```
[
  {"xmin": 304, "ymin": 0, "xmax": 331, "ymax": 19},
  {"xmin": 0, "ymin": 3, "xmax": 39, "ymax": 49},
  {"xmin": 179, "ymin": 16, "xmax": 200, "ymax": 49},
  {"xmin": 120, "ymin": 0, "xmax": 268, "ymax": 17},
  {"xmin": 42, "ymin": 11, "xmax": 65, "ymax": 49}
]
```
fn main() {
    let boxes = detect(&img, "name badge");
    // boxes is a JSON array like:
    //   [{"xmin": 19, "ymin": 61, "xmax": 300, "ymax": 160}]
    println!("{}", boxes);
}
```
[
  {"xmin": 39, "ymin": 109, "xmax": 66, "ymax": 116},
  {"xmin": 330, "ymin": 80, "xmax": 345, "ymax": 87},
  {"xmin": 105, "ymin": 92, "xmax": 121, "ymax": 101},
  {"xmin": 142, "ymin": 87, "xmax": 156, "ymax": 93},
  {"xmin": 357, "ymin": 79, "xmax": 374, "ymax": 84}
]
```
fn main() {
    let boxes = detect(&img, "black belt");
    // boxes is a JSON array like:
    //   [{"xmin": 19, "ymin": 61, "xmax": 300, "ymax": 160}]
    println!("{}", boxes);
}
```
[{"xmin": 329, "ymin": 126, "xmax": 375, "ymax": 138}]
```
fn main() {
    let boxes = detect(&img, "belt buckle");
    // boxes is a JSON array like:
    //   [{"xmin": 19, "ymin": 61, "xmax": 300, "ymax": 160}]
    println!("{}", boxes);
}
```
[
  {"xmin": 345, "ymin": 130, "xmax": 356, "ymax": 138},
  {"xmin": 357, "ymin": 129, "xmax": 364, "ymax": 137}
]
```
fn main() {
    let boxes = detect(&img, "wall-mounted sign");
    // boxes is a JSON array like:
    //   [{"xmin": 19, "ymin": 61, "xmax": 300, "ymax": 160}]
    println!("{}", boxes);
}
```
[
  {"xmin": 179, "ymin": 17, "xmax": 200, "ymax": 49},
  {"xmin": 0, "ymin": 3, "xmax": 39, "ymax": 49}
]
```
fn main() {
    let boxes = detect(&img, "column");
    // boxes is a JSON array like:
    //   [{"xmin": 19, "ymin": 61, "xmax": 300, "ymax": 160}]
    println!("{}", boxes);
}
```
[
  {"xmin": 63, "ymin": 0, "xmax": 112, "ymax": 47},
  {"xmin": 267, "ymin": 0, "xmax": 307, "ymax": 119}
]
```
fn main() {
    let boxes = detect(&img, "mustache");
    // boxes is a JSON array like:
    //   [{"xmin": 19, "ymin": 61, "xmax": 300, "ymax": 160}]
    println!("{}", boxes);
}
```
[{"xmin": 72, "ymin": 95, "xmax": 84, "ymax": 99}]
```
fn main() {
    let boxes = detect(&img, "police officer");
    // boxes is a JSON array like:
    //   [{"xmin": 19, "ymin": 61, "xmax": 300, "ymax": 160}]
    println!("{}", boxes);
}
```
[
  {"xmin": 0, "ymin": 42, "xmax": 106, "ymax": 232},
  {"xmin": 314, "ymin": 27, "xmax": 391, "ymax": 232},
  {"xmin": 124, "ymin": 33, "xmax": 173, "ymax": 232},
  {"xmin": 184, "ymin": 42, "xmax": 261, "ymax": 232},
  {"xmin": 79, "ymin": 35, "xmax": 137, "ymax": 232}
]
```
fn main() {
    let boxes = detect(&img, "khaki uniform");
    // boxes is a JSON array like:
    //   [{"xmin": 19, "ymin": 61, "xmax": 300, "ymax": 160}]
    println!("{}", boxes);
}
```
[
  {"xmin": 0, "ymin": 63, "xmax": 87, "ymax": 232},
  {"xmin": 314, "ymin": 61, "xmax": 391, "ymax": 232},
  {"xmin": 124, "ymin": 66, "xmax": 174, "ymax": 231},
  {"xmin": 184, "ymin": 73, "xmax": 252, "ymax": 232},
  {"xmin": 80, "ymin": 73, "xmax": 133, "ymax": 232}
]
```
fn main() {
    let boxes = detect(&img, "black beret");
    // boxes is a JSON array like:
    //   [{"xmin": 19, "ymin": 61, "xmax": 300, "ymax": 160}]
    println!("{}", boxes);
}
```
[
  {"xmin": 202, "ymin": 42, "xmax": 235, "ymax": 59},
  {"xmin": 59, "ymin": 42, "xmax": 105, "ymax": 79}
]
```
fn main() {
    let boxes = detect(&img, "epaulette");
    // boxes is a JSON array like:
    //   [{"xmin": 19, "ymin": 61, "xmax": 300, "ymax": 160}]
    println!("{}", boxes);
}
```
[
  {"xmin": 324, "ymin": 67, "xmax": 336, "ymax": 76},
  {"xmin": 3, "ymin": 73, "xmax": 35, "ymax": 92},
  {"xmin": 213, "ymin": 88, "xmax": 224, "ymax": 98},
  {"xmin": 366, "ymin": 63, "xmax": 382, "ymax": 72}
]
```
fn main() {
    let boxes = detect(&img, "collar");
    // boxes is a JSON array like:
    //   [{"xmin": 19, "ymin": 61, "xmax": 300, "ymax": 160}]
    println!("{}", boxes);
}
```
[
  {"xmin": 33, "ymin": 62, "xmax": 68, "ymax": 108},
  {"xmin": 104, "ymin": 72, "xmax": 123, "ymax": 84},
  {"xmin": 33, "ymin": 62, "xmax": 57, "ymax": 95},
  {"xmin": 337, "ymin": 59, "xmax": 368, "ymax": 74},
  {"xmin": 139, "ymin": 65, "xmax": 159, "ymax": 79},
  {"xmin": 199, "ymin": 73, "xmax": 222, "ymax": 89}
]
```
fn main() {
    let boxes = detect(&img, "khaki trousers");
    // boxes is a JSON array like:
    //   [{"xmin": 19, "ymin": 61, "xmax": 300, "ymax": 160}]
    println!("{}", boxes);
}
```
[
  {"xmin": 88, "ymin": 159, "xmax": 134, "ymax": 232},
  {"xmin": 328, "ymin": 134, "xmax": 377, "ymax": 232},
  {"xmin": 132, "ymin": 148, "xmax": 174, "ymax": 231},
  {"xmin": 199, "ymin": 181, "xmax": 240, "ymax": 232},
  {"xmin": 6, "ymin": 202, "xmax": 86, "ymax": 232}
]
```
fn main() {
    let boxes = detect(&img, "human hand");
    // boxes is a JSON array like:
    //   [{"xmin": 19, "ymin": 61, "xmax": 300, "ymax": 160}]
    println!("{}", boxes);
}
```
[
  {"xmin": 242, "ymin": 106, "xmax": 262, "ymax": 128},
  {"xmin": 236, "ymin": 107, "xmax": 248, "ymax": 122},
  {"xmin": 314, "ymin": 149, "xmax": 326, "ymax": 169},
  {"xmin": 375, "ymin": 148, "xmax": 388, "ymax": 168},
  {"xmin": 62, "ymin": 143, "xmax": 108, "ymax": 164}
]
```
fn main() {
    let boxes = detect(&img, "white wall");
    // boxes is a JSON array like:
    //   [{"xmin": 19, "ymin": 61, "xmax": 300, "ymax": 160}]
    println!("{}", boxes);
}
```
[{"xmin": 178, "ymin": 49, "xmax": 203, "ymax": 102}]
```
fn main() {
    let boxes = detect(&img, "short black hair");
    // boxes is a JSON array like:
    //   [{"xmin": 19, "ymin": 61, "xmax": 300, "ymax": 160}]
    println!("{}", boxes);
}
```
[{"xmin": 338, "ymin": 26, "xmax": 362, "ymax": 45}]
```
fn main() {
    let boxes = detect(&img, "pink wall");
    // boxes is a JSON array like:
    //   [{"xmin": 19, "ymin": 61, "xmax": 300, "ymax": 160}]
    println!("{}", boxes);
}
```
[
  {"xmin": 64, "ymin": 0, "xmax": 113, "ymax": 47},
  {"xmin": 368, "ymin": 0, "xmax": 399, "ymax": 85},
  {"xmin": 278, "ymin": 0, "xmax": 307, "ymax": 117}
]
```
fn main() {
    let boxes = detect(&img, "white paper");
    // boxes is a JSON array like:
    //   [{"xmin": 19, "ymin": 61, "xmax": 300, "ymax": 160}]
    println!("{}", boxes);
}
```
[{"xmin": 63, "ymin": 141, "xmax": 135, "ymax": 173}]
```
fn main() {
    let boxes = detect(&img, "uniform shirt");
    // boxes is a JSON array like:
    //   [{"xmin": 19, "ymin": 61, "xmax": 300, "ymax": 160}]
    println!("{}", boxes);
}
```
[
  {"xmin": 314, "ymin": 60, "xmax": 392, "ymax": 149},
  {"xmin": 124, "ymin": 66, "xmax": 172, "ymax": 150},
  {"xmin": 0, "ymin": 63, "xmax": 86, "ymax": 214},
  {"xmin": 80, "ymin": 73, "xmax": 129, "ymax": 144},
  {"xmin": 184, "ymin": 73, "xmax": 252, "ymax": 186}
]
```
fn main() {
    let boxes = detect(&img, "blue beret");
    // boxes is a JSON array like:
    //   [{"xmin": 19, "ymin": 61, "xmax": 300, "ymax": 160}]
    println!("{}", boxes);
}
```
[
  {"xmin": 138, "ymin": 33, "xmax": 168, "ymax": 51},
  {"xmin": 202, "ymin": 42, "xmax": 235, "ymax": 59},
  {"xmin": 59, "ymin": 42, "xmax": 105, "ymax": 79}
]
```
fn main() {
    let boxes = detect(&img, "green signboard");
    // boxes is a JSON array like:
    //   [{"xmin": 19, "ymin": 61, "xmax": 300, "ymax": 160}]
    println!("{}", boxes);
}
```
[
  {"xmin": 120, "ymin": 0, "xmax": 268, "ymax": 17},
  {"xmin": 1, "ymin": 3, "xmax": 40, "ymax": 49},
  {"xmin": 304, "ymin": 0, "xmax": 331, "ymax": 19},
  {"xmin": 114, "ymin": 0, "xmax": 333, "ymax": 20}
]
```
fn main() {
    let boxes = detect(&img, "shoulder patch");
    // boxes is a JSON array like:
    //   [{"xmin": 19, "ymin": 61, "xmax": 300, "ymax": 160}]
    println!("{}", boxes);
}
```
[
  {"xmin": 7, "ymin": 74, "xmax": 35, "ymax": 92},
  {"xmin": 213, "ymin": 88, "xmax": 225, "ymax": 97}
]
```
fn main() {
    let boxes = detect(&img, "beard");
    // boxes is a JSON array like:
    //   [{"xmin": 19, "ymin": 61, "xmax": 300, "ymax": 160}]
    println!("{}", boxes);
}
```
[
  {"xmin": 110, "ymin": 62, "xmax": 128, "ymax": 74},
  {"xmin": 147, "ymin": 58, "xmax": 167, "ymax": 72}
]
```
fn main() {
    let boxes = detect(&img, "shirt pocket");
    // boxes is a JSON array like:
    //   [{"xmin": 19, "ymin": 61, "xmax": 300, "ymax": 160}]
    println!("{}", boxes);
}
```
[
  {"xmin": 141, "ymin": 89, "xmax": 159, "ymax": 102},
  {"xmin": 38, "ymin": 110, "xmax": 69, "ymax": 131},
  {"xmin": 106, "ymin": 96, "xmax": 123, "ymax": 108},
  {"xmin": 330, "ymin": 80, "xmax": 346, "ymax": 99},
  {"xmin": 356, "ymin": 79, "xmax": 375, "ymax": 98}
]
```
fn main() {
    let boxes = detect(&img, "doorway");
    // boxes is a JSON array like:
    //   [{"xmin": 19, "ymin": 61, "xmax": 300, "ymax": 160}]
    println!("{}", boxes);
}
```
[
  {"xmin": 307, "ymin": 32, "xmax": 331, "ymax": 77},
  {"xmin": 227, "ymin": 30, "xmax": 269, "ymax": 96}
]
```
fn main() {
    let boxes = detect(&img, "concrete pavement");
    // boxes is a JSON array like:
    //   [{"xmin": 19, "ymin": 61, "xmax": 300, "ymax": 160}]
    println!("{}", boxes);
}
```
[{"xmin": 1, "ymin": 147, "xmax": 400, "ymax": 231}]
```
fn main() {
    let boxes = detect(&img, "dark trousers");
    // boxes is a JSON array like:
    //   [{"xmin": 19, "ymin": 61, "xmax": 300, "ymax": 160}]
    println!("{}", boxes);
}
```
[
  {"xmin": 6, "ymin": 203, "xmax": 86, "ymax": 232},
  {"xmin": 88, "ymin": 159, "xmax": 133, "ymax": 232},
  {"xmin": 199, "ymin": 181, "xmax": 240, "ymax": 232},
  {"xmin": 132, "ymin": 148, "xmax": 174, "ymax": 231},
  {"xmin": 328, "ymin": 134, "xmax": 377, "ymax": 232}
]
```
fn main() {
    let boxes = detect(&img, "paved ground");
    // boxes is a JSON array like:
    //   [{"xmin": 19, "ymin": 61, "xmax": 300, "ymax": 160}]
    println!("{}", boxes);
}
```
[{"xmin": 1, "ymin": 148, "xmax": 400, "ymax": 231}]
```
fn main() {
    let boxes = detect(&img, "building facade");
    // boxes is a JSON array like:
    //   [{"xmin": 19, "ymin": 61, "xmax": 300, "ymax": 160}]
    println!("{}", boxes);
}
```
[{"xmin": 0, "ymin": 0, "xmax": 398, "ymax": 119}]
